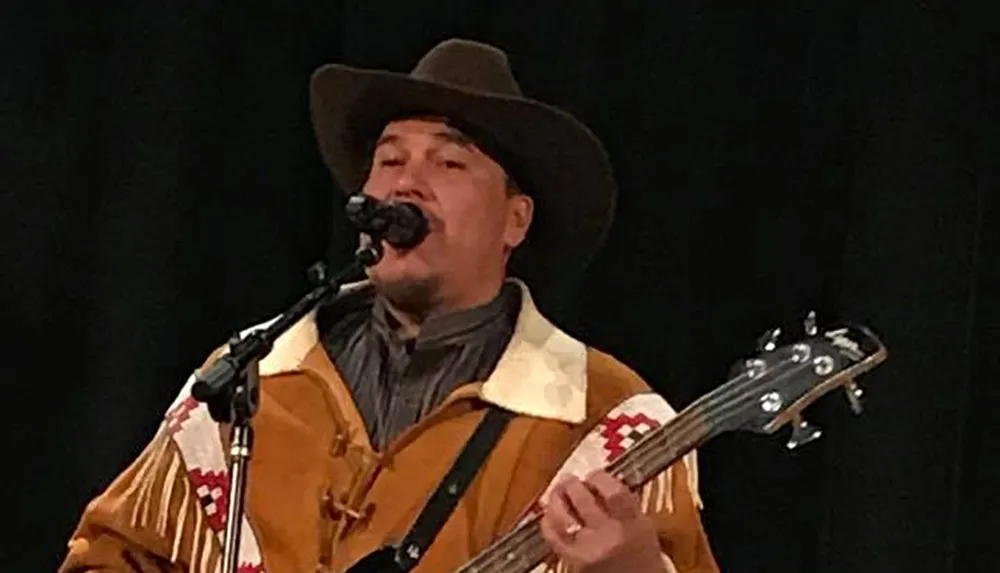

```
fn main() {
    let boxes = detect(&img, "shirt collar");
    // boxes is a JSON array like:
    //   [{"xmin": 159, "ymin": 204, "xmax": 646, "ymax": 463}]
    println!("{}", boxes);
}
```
[{"xmin": 250, "ymin": 278, "xmax": 588, "ymax": 424}]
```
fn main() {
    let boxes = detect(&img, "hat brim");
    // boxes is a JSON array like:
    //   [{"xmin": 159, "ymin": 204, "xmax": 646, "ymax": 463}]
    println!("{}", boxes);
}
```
[{"xmin": 309, "ymin": 63, "xmax": 617, "ymax": 309}]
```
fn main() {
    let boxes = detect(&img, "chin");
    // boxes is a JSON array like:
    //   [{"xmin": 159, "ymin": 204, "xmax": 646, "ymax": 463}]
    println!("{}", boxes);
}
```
[
  {"xmin": 367, "ymin": 242, "xmax": 444, "ymax": 312},
  {"xmin": 370, "ymin": 270, "xmax": 442, "ymax": 318},
  {"xmin": 371, "ymin": 247, "xmax": 429, "ymax": 281}
]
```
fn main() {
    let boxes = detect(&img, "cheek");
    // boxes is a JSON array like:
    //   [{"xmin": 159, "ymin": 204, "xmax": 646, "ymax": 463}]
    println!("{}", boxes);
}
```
[
  {"xmin": 431, "ymin": 175, "xmax": 508, "ymax": 249},
  {"xmin": 441, "ymin": 204, "xmax": 507, "ymax": 253},
  {"xmin": 361, "ymin": 171, "xmax": 393, "ymax": 199}
]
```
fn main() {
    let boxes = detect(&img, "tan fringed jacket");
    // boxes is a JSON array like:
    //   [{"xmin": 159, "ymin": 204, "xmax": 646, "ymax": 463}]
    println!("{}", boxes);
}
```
[{"xmin": 59, "ymin": 282, "xmax": 719, "ymax": 573}]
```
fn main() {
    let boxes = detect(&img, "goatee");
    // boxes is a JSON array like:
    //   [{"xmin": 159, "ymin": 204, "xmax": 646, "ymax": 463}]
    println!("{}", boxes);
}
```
[{"xmin": 373, "ymin": 276, "xmax": 443, "ymax": 322}]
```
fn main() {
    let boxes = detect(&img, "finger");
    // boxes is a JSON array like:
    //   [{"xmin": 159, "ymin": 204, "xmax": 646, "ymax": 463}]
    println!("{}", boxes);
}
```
[
  {"xmin": 540, "ymin": 489, "xmax": 585, "ymax": 553},
  {"xmin": 562, "ymin": 474, "xmax": 610, "ymax": 525},
  {"xmin": 537, "ymin": 474, "xmax": 575, "ymax": 511},
  {"xmin": 539, "ymin": 510, "xmax": 580, "ymax": 566},
  {"xmin": 543, "ymin": 473, "xmax": 576, "ymax": 496},
  {"xmin": 585, "ymin": 470, "xmax": 641, "ymax": 519},
  {"xmin": 544, "ymin": 482, "xmax": 585, "ymax": 533}
]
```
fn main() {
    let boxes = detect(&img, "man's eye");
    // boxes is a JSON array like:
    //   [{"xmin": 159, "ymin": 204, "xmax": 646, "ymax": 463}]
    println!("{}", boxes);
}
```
[
  {"xmin": 442, "ymin": 159, "xmax": 466, "ymax": 170},
  {"xmin": 378, "ymin": 157, "xmax": 403, "ymax": 167}
]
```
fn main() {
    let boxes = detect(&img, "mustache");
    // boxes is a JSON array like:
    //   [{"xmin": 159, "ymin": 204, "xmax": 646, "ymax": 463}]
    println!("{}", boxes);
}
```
[{"xmin": 391, "ymin": 200, "xmax": 443, "ymax": 231}]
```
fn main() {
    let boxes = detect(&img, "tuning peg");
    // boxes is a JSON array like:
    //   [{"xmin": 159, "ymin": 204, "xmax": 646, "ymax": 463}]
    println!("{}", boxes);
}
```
[
  {"xmin": 786, "ymin": 414, "xmax": 823, "ymax": 449},
  {"xmin": 845, "ymin": 381, "xmax": 864, "ymax": 414},
  {"xmin": 744, "ymin": 358, "xmax": 767, "ymax": 379},
  {"xmin": 804, "ymin": 310, "xmax": 818, "ymax": 336},
  {"xmin": 757, "ymin": 327, "xmax": 782, "ymax": 352}
]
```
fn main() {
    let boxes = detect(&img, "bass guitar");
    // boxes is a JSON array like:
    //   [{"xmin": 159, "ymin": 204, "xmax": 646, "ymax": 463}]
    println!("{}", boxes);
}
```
[{"xmin": 346, "ymin": 315, "xmax": 888, "ymax": 573}]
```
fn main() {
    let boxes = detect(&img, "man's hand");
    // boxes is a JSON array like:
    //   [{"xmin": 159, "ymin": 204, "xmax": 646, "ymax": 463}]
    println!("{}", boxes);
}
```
[{"xmin": 539, "ymin": 470, "xmax": 669, "ymax": 573}]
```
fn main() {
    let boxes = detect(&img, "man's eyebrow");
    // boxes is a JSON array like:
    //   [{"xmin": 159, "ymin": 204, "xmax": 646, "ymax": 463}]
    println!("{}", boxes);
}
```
[
  {"xmin": 432, "ymin": 129, "xmax": 475, "ymax": 149},
  {"xmin": 374, "ymin": 133, "xmax": 398, "ymax": 149},
  {"xmin": 373, "ymin": 129, "xmax": 475, "ymax": 151}
]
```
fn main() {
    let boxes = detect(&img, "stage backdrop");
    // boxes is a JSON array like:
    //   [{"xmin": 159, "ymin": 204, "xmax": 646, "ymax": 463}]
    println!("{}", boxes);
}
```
[{"xmin": 1, "ymin": 2, "xmax": 996, "ymax": 572}]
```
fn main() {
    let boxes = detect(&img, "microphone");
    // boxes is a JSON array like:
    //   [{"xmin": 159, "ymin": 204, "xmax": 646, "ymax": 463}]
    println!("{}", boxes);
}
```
[{"xmin": 344, "ymin": 194, "xmax": 430, "ymax": 249}]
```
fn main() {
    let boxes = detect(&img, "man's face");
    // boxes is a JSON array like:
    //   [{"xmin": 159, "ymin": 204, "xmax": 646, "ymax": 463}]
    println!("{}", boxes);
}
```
[{"xmin": 360, "ymin": 117, "xmax": 533, "ymax": 314}]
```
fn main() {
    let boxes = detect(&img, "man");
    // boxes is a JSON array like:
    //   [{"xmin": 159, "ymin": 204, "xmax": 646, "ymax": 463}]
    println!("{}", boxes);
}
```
[{"xmin": 60, "ymin": 39, "xmax": 718, "ymax": 573}]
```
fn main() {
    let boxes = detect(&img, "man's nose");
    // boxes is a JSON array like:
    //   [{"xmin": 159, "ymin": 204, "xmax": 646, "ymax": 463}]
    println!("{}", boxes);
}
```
[{"xmin": 388, "ymin": 163, "xmax": 430, "ymax": 202}]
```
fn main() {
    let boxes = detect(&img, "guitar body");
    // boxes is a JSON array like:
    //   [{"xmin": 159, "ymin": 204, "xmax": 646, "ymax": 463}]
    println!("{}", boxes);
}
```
[{"xmin": 343, "ymin": 547, "xmax": 405, "ymax": 573}]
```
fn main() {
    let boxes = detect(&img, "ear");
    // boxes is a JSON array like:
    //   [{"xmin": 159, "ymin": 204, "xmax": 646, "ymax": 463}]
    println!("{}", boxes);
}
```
[{"xmin": 503, "ymin": 194, "xmax": 534, "ymax": 249}]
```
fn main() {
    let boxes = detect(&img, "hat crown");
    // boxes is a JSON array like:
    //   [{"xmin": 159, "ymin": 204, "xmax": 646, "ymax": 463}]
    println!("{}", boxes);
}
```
[{"xmin": 410, "ymin": 39, "xmax": 523, "ymax": 98}]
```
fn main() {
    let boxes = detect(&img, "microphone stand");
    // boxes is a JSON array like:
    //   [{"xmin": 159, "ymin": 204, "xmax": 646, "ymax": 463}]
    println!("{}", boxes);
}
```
[{"xmin": 190, "ymin": 242, "xmax": 384, "ymax": 573}]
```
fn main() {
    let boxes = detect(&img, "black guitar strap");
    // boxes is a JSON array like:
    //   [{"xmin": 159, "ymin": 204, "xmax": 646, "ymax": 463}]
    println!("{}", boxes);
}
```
[{"xmin": 392, "ymin": 406, "xmax": 514, "ymax": 571}]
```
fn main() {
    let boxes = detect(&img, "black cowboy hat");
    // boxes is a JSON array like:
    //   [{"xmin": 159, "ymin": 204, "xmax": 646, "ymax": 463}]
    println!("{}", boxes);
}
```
[{"xmin": 309, "ymin": 38, "xmax": 617, "ymax": 310}]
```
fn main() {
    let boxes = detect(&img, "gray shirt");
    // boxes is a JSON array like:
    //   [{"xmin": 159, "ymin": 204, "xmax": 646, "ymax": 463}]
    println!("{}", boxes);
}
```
[{"xmin": 317, "ymin": 282, "xmax": 520, "ymax": 450}]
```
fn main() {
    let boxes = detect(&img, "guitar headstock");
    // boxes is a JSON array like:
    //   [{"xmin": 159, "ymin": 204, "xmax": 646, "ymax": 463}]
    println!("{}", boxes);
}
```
[{"xmin": 720, "ymin": 311, "xmax": 888, "ymax": 449}]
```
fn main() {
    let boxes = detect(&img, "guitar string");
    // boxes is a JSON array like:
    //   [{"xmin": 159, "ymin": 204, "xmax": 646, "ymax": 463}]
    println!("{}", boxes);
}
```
[
  {"xmin": 608, "ymin": 359, "xmax": 808, "ymax": 479},
  {"xmin": 458, "ymin": 358, "xmax": 813, "ymax": 573}
]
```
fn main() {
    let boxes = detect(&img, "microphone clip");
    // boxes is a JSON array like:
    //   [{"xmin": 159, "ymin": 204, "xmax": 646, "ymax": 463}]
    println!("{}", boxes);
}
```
[{"xmin": 345, "ymin": 193, "xmax": 429, "ymax": 250}]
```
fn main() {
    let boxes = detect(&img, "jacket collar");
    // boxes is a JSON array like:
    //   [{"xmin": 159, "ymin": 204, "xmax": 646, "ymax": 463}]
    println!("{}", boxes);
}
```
[{"xmin": 249, "ymin": 279, "xmax": 588, "ymax": 424}]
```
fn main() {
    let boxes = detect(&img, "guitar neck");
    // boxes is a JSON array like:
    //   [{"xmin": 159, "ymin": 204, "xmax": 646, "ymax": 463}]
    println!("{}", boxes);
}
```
[
  {"xmin": 456, "ymin": 393, "xmax": 725, "ymax": 573},
  {"xmin": 451, "ymin": 323, "xmax": 886, "ymax": 573}
]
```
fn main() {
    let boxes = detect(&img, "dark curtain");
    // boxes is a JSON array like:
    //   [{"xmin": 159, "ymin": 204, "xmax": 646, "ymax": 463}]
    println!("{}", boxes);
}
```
[{"xmin": 2, "ymin": 2, "xmax": 995, "ymax": 572}]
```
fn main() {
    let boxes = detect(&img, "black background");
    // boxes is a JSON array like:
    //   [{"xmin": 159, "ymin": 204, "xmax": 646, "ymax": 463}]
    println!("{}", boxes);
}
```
[{"xmin": 2, "ymin": 2, "xmax": 996, "ymax": 572}]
